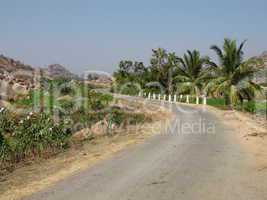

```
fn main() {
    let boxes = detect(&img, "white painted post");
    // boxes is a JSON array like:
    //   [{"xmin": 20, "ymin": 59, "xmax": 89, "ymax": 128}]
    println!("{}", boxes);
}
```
[
  {"xmin": 148, "ymin": 93, "xmax": 151, "ymax": 99},
  {"xmin": 203, "ymin": 96, "xmax": 207, "ymax": 105},
  {"xmin": 196, "ymin": 96, "xmax": 199, "ymax": 104},
  {"xmin": 168, "ymin": 95, "xmax": 171, "ymax": 102},
  {"xmin": 158, "ymin": 94, "xmax": 161, "ymax": 100},
  {"xmin": 180, "ymin": 95, "xmax": 183, "ymax": 101},
  {"xmin": 138, "ymin": 91, "xmax": 141, "ymax": 97},
  {"xmin": 174, "ymin": 95, "xmax": 177, "ymax": 102},
  {"xmin": 163, "ymin": 95, "xmax": 166, "ymax": 101},
  {"xmin": 153, "ymin": 93, "xmax": 156, "ymax": 100},
  {"xmin": 186, "ymin": 95, "xmax": 189, "ymax": 104}
]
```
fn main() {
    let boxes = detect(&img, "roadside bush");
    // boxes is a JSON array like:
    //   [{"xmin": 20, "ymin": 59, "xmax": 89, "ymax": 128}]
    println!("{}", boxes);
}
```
[
  {"xmin": 109, "ymin": 107, "xmax": 146, "ymax": 126},
  {"xmin": 120, "ymin": 84, "xmax": 140, "ymax": 96},
  {"xmin": 0, "ymin": 111, "xmax": 71, "ymax": 168},
  {"xmin": 14, "ymin": 113, "xmax": 70, "ymax": 158},
  {"xmin": 0, "ymin": 109, "xmax": 15, "ymax": 134},
  {"xmin": 60, "ymin": 85, "xmax": 75, "ymax": 96},
  {"xmin": 88, "ymin": 91, "xmax": 113, "ymax": 111},
  {"xmin": 59, "ymin": 99, "xmax": 75, "ymax": 111},
  {"xmin": 0, "ymin": 131, "xmax": 12, "ymax": 167}
]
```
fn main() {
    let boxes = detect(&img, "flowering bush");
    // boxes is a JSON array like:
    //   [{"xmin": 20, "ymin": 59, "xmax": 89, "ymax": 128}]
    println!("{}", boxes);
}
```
[{"xmin": 0, "ymin": 110, "xmax": 71, "ymax": 167}]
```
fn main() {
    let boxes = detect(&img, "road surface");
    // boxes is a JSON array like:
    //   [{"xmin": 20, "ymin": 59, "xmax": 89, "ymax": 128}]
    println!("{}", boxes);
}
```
[{"xmin": 25, "ymin": 102, "xmax": 267, "ymax": 200}]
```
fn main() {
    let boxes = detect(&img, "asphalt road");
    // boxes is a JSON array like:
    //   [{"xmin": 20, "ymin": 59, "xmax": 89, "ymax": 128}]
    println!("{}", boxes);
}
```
[{"xmin": 25, "ymin": 102, "xmax": 267, "ymax": 200}]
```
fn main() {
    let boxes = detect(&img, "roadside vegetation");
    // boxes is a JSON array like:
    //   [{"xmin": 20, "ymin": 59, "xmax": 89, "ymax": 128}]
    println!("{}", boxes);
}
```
[
  {"xmin": 0, "ymin": 78, "xmax": 150, "ymax": 172},
  {"xmin": 113, "ymin": 38, "xmax": 266, "ymax": 116}
]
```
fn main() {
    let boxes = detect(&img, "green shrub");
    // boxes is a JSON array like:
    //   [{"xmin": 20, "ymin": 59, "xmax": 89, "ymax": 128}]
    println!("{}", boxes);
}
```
[
  {"xmin": 0, "ymin": 111, "xmax": 71, "ymax": 167},
  {"xmin": 58, "ymin": 99, "xmax": 75, "ymax": 111},
  {"xmin": 120, "ymin": 84, "xmax": 140, "ymax": 96},
  {"xmin": 207, "ymin": 98, "xmax": 227, "ymax": 109},
  {"xmin": 60, "ymin": 85, "xmax": 75, "ymax": 96},
  {"xmin": 13, "ymin": 113, "xmax": 70, "ymax": 159},
  {"xmin": 0, "ymin": 131, "xmax": 12, "ymax": 167},
  {"xmin": 109, "ymin": 107, "xmax": 146, "ymax": 126},
  {"xmin": 0, "ymin": 109, "xmax": 15, "ymax": 134}
]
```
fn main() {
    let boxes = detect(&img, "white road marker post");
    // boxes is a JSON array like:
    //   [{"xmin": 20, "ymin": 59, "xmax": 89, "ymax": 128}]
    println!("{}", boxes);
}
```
[
  {"xmin": 186, "ymin": 95, "xmax": 189, "ymax": 104},
  {"xmin": 158, "ymin": 94, "xmax": 161, "ymax": 101},
  {"xmin": 196, "ymin": 96, "xmax": 199, "ymax": 104},
  {"xmin": 153, "ymin": 93, "xmax": 156, "ymax": 100},
  {"xmin": 174, "ymin": 94, "xmax": 177, "ymax": 103},
  {"xmin": 163, "ymin": 95, "xmax": 166, "ymax": 101},
  {"xmin": 148, "ymin": 93, "xmax": 151, "ymax": 100},
  {"xmin": 203, "ymin": 96, "xmax": 207, "ymax": 105},
  {"xmin": 168, "ymin": 94, "xmax": 171, "ymax": 102}
]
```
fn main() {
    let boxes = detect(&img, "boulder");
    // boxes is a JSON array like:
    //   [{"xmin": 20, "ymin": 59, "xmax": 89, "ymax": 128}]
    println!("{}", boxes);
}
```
[
  {"xmin": 90, "ymin": 119, "xmax": 109, "ymax": 136},
  {"xmin": 72, "ymin": 128, "xmax": 92, "ymax": 141}
]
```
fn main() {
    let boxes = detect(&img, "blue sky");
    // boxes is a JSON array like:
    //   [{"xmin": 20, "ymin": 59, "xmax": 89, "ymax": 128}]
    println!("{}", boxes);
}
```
[{"xmin": 0, "ymin": 0, "xmax": 267, "ymax": 74}]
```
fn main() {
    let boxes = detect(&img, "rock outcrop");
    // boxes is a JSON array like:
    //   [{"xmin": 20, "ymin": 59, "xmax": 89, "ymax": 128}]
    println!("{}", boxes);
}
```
[{"xmin": 254, "ymin": 51, "xmax": 267, "ymax": 86}]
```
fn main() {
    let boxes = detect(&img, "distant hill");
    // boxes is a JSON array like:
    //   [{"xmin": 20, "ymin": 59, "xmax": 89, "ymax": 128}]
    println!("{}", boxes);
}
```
[{"xmin": 43, "ymin": 64, "xmax": 79, "ymax": 80}]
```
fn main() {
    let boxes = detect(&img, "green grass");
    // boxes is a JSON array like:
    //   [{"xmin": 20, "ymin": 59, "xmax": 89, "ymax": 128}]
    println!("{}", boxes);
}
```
[
  {"xmin": 207, "ymin": 98, "xmax": 267, "ymax": 117},
  {"xmin": 207, "ymin": 98, "xmax": 228, "ymax": 109}
]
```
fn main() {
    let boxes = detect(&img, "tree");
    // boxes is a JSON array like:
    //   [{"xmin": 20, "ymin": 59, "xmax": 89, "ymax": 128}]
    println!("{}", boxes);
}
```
[
  {"xmin": 206, "ymin": 38, "xmax": 263, "ymax": 108},
  {"xmin": 149, "ymin": 48, "xmax": 178, "ymax": 94},
  {"xmin": 150, "ymin": 48, "xmax": 168, "ymax": 82},
  {"xmin": 175, "ymin": 50, "xmax": 210, "ymax": 96}
]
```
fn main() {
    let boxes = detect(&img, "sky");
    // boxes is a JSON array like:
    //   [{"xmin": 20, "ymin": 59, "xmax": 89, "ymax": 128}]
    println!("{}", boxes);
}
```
[{"xmin": 0, "ymin": 0, "xmax": 267, "ymax": 74}]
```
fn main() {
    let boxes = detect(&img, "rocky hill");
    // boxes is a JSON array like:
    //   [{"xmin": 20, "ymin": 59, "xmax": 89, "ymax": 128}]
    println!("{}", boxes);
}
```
[
  {"xmin": 43, "ymin": 64, "xmax": 79, "ymax": 80},
  {"xmin": 0, "ymin": 55, "xmax": 78, "ymax": 101},
  {"xmin": 254, "ymin": 51, "xmax": 267, "ymax": 86},
  {"xmin": 0, "ymin": 55, "xmax": 35, "ymax": 101}
]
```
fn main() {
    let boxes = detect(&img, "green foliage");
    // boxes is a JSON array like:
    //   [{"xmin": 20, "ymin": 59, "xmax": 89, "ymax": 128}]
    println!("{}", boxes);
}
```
[
  {"xmin": 109, "ymin": 107, "xmax": 147, "ymax": 126},
  {"xmin": 60, "ymin": 85, "xmax": 75, "ymax": 96},
  {"xmin": 175, "ymin": 50, "xmax": 211, "ymax": 95},
  {"xmin": 88, "ymin": 91, "xmax": 113, "ymax": 111},
  {"xmin": 0, "ymin": 112, "xmax": 71, "ymax": 167},
  {"xmin": 235, "ymin": 100, "xmax": 267, "ymax": 115},
  {"xmin": 120, "ymin": 83, "xmax": 140, "ymax": 96},
  {"xmin": 207, "ymin": 98, "xmax": 228, "ymax": 109},
  {"xmin": 206, "ymin": 39, "xmax": 263, "ymax": 107},
  {"xmin": 0, "ymin": 109, "xmax": 15, "ymax": 134},
  {"xmin": 58, "ymin": 99, "xmax": 75, "ymax": 111}
]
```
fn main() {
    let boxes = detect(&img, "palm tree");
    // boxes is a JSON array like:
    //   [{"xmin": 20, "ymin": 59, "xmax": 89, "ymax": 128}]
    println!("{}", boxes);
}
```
[
  {"xmin": 175, "ymin": 50, "xmax": 210, "ymax": 96},
  {"xmin": 206, "ymin": 38, "xmax": 263, "ymax": 108}
]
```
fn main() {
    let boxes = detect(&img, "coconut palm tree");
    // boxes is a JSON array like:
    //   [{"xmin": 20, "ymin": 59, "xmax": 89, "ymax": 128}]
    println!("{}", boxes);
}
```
[
  {"xmin": 206, "ymin": 38, "xmax": 263, "ymax": 108},
  {"xmin": 175, "ymin": 50, "xmax": 211, "ymax": 96}
]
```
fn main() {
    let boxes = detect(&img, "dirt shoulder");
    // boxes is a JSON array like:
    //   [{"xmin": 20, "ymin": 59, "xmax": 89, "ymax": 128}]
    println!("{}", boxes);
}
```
[
  {"xmin": 0, "ymin": 100, "xmax": 173, "ymax": 200},
  {"xmin": 187, "ymin": 103, "xmax": 267, "ymax": 172}
]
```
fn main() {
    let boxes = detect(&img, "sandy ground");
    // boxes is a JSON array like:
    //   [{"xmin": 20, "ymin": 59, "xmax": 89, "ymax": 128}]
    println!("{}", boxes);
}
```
[
  {"xmin": 0, "ymin": 102, "xmax": 173, "ymax": 200},
  {"xmin": 188, "ymin": 103, "xmax": 267, "ymax": 172},
  {"xmin": 211, "ymin": 107, "xmax": 267, "ymax": 171}
]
